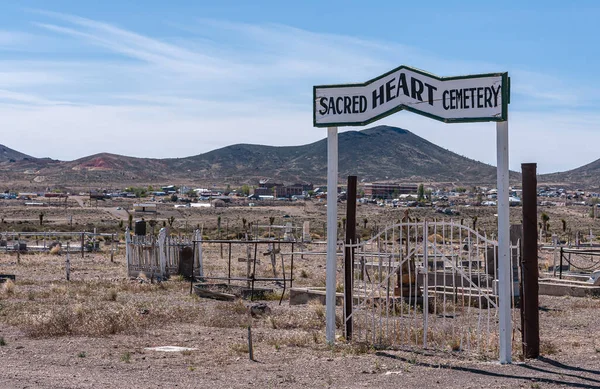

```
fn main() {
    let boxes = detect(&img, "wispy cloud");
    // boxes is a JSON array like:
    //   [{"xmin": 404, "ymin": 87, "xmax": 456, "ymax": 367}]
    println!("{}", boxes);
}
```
[
  {"xmin": 0, "ymin": 9, "xmax": 597, "ymax": 174},
  {"xmin": 0, "ymin": 89, "xmax": 75, "ymax": 106}
]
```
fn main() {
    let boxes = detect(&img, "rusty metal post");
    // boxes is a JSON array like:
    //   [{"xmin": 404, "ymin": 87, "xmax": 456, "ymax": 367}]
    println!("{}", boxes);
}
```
[
  {"xmin": 66, "ymin": 242, "xmax": 71, "ymax": 281},
  {"xmin": 247, "ymin": 326, "xmax": 254, "ymax": 361},
  {"xmin": 111, "ymin": 233, "xmax": 115, "ymax": 262},
  {"xmin": 344, "ymin": 176, "xmax": 357, "ymax": 340},
  {"xmin": 559, "ymin": 247, "xmax": 564, "ymax": 280},
  {"xmin": 290, "ymin": 242, "xmax": 295, "ymax": 288},
  {"xmin": 521, "ymin": 163, "xmax": 539, "ymax": 358},
  {"xmin": 228, "ymin": 242, "xmax": 232, "ymax": 285},
  {"xmin": 16, "ymin": 234, "xmax": 20, "ymax": 264}
]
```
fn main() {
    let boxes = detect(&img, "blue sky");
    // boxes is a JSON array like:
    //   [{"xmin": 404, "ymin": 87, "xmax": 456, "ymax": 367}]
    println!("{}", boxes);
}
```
[{"xmin": 1, "ymin": 1, "xmax": 600, "ymax": 173}]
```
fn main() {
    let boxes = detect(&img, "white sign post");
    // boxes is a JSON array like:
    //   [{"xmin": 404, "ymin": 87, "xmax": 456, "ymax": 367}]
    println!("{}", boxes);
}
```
[
  {"xmin": 313, "ymin": 65, "xmax": 511, "ymax": 363},
  {"xmin": 325, "ymin": 126, "xmax": 338, "ymax": 344}
]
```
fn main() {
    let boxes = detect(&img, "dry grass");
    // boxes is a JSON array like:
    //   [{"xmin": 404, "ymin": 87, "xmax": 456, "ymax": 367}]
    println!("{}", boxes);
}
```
[
  {"xmin": 0, "ymin": 243, "xmax": 595, "ymax": 372},
  {"xmin": 265, "ymin": 331, "xmax": 319, "ymax": 348},
  {"xmin": 449, "ymin": 337, "xmax": 462, "ymax": 352},
  {"xmin": 230, "ymin": 342, "xmax": 249, "ymax": 354},
  {"xmin": 570, "ymin": 297, "xmax": 600, "ymax": 309},
  {"xmin": 540, "ymin": 339, "xmax": 559, "ymax": 355},
  {"xmin": 105, "ymin": 289, "xmax": 118, "ymax": 301},
  {"xmin": 12, "ymin": 302, "xmax": 140, "ymax": 337},
  {"xmin": 120, "ymin": 351, "xmax": 131, "ymax": 363},
  {"xmin": 2, "ymin": 279, "xmax": 15, "ymax": 295},
  {"xmin": 0, "ymin": 274, "xmax": 210, "ymax": 338}
]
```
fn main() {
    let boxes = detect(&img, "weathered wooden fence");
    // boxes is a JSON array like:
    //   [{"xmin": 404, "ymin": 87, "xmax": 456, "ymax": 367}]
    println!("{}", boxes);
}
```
[{"xmin": 126, "ymin": 228, "xmax": 202, "ymax": 279}]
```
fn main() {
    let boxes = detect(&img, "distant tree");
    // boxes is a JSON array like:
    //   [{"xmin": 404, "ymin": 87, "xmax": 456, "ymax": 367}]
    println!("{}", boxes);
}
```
[
  {"xmin": 472, "ymin": 216, "xmax": 478, "ymax": 230},
  {"xmin": 456, "ymin": 187, "xmax": 467, "ymax": 193},
  {"xmin": 147, "ymin": 185, "xmax": 154, "ymax": 192},
  {"xmin": 39, "ymin": 212, "xmax": 44, "ymax": 226},
  {"xmin": 125, "ymin": 186, "xmax": 147, "ymax": 198},
  {"xmin": 269, "ymin": 216, "xmax": 275, "ymax": 226},
  {"xmin": 168, "ymin": 216, "xmax": 175, "ymax": 227},
  {"xmin": 170, "ymin": 194, "xmax": 178, "ymax": 202},
  {"xmin": 541, "ymin": 212, "xmax": 550, "ymax": 237},
  {"xmin": 417, "ymin": 184, "xmax": 425, "ymax": 202},
  {"xmin": 240, "ymin": 185, "xmax": 250, "ymax": 196},
  {"xmin": 363, "ymin": 218, "xmax": 368, "ymax": 229},
  {"xmin": 128, "ymin": 214, "xmax": 133, "ymax": 230}
]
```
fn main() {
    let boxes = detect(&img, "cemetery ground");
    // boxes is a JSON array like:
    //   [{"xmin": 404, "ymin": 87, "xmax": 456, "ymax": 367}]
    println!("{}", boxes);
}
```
[{"xmin": 0, "ymin": 201, "xmax": 600, "ymax": 388}]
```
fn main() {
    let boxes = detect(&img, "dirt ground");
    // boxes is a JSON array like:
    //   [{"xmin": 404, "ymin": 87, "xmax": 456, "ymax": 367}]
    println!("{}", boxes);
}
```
[
  {"xmin": 0, "ymin": 248, "xmax": 599, "ymax": 388},
  {"xmin": 1, "ymin": 201, "xmax": 600, "ymax": 388}
]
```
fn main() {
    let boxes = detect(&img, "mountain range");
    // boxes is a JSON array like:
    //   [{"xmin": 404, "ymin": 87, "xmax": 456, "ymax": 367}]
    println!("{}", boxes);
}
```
[{"xmin": 0, "ymin": 125, "xmax": 596, "ymax": 189}]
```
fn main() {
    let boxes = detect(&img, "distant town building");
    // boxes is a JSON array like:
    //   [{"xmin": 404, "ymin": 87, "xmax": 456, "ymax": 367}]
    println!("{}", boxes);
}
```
[
  {"xmin": 253, "ymin": 187, "xmax": 273, "ymax": 196},
  {"xmin": 275, "ymin": 184, "xmax": 304, "ymax": 198},
  {"xmin": 363, "ymin": 183, "xmax": 418, "ymax": 199},
  {"xmin": 17, "ymin": 192, "xmax": 38, "ymax": 200},
  {"xmin": 254, "ymin": 181, "xmax": 313, "ymax": 198},
  {"xmin": 90, "ymin": 192, "xmax": 107, "ymax": 200},
  {"xmin": 133, "ymin": 203, "xmax": 157, "ymax": 213}
]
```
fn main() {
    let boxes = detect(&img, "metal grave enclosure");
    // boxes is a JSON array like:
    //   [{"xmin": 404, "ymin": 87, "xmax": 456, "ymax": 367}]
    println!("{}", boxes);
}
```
[{"xmin": 347, "ymin": 221, "xmax": 520, "ymax": 358}]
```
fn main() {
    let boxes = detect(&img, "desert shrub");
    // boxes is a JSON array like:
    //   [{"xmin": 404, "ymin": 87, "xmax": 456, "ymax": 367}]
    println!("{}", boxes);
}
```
[
  {"xmin": 17, "ymin": 302, "xmax": 140, "ymax": 337},
  {"xmin": 120, "ymin": 351, "xmax": 131, "ymax": 363},
  {"xmin": 2, "ymin": 280, "xmax": 15, "ymax": 296}
]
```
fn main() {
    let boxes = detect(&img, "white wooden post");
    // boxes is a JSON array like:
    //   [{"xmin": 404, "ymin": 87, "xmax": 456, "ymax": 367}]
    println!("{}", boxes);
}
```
[
  {"xmin": 496, "ymin": 120, "xmax": 512, "ymax": 364},
  {"xmin": 195, "ymin": 229, "xmax": 203, "ymax": 278},
  {"xmin": 158, "ymin": 228, "xmax": 167, "ymax": 279},
  {"xmin": 326, "ymin": 126, "xmax": 338, "ymax": 344},
  {"xmin": 125, "ymin": 227, "xmax": 131, "ymax": 277}
]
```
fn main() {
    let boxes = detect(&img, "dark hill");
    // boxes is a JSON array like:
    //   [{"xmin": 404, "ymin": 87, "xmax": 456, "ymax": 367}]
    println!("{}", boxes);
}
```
[
  {"xmin": 0, "ymin": 144, "xmax": 35, "ymax": 163},
  {"xmin": 168, "ymin": 125, "xmax": 502, "ymax": 184},
  {"xmin": 540, "ymin": 158, "xmax": 600, "ymax": 189},
  {"xmin": 1, "ymin": 126, "xmax": 511, "ymax": 188}
]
